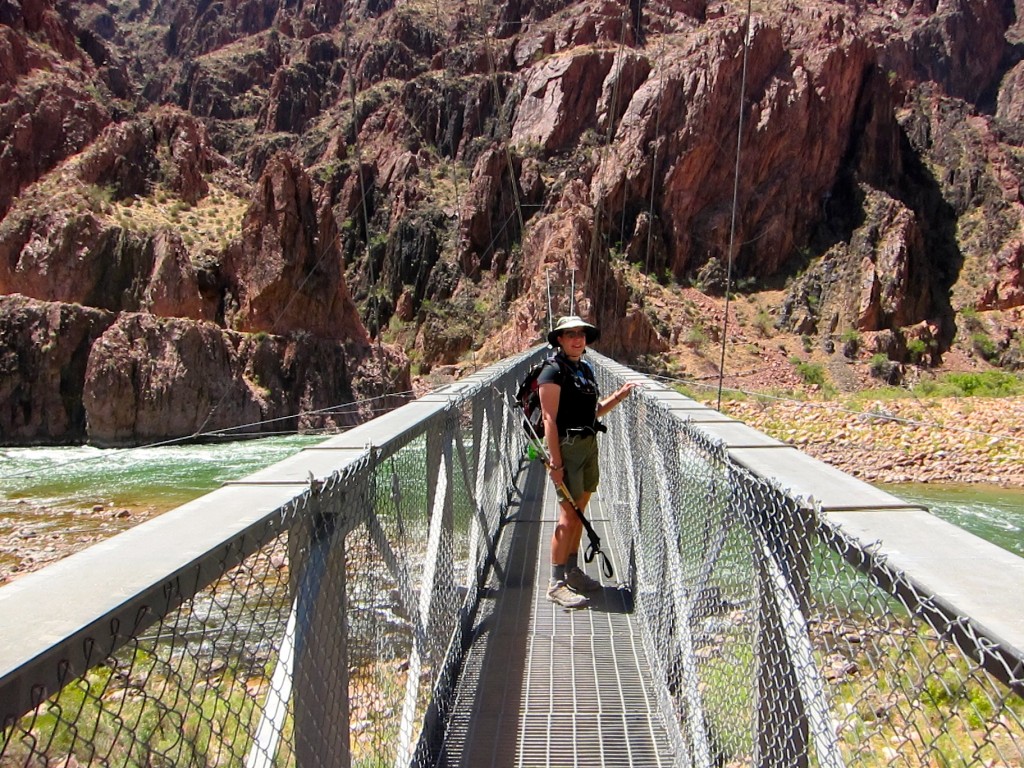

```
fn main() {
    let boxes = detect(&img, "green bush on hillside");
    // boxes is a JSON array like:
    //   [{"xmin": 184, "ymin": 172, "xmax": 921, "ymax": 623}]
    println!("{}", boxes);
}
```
[
  {"xmin": 791, "ymin": 358, "xmax": 827, "ymax": 387},
  {"xmin": 914, "ymin": 371, "xmax": 1024, "ymax": 398},
  {"xmin": 971, "ymin": 332, "xmax": 998, "ymax": 361}
]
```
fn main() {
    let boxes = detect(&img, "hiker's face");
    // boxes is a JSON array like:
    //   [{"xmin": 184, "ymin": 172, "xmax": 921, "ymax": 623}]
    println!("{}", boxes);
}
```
[{"xmin": 560, "ymin": 329, "xmax": 587, "ymax": 352}]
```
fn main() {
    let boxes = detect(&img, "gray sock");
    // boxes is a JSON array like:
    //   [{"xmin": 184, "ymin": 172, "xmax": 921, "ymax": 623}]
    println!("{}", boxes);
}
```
[
  {"xmin": 566, "ymin": 553, "xmax": 579, "ymax": 572},
  {"xmin": 551, "ymin": 564, "xmax": 566, "ymax": 584}
]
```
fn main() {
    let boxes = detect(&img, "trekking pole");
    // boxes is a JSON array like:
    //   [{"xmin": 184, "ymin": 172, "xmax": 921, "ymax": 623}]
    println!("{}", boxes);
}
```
[{"xmin": 496, "ymin": 387, "xmax": 615, "ymax": 578}]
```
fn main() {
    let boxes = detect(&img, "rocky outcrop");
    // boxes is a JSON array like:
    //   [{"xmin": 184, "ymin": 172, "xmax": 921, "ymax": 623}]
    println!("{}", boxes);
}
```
[
  {"xmin": 996, "ymin": 60, "xmax": 1024, "ymax": 127},
  {"xmin": 82, "ymin": 311, "xmax": 398, "ymax": 446},
  {"xmin": 82, "ymin": 313, "xmax": 256, "ymax": 445},
  {"xmin": 877, "ymin": 0, "xmax": 1010, "ymax": 105},
  {"xmin": 0, "ymin": 78, "xmax": 110, "ymax": 220},
  {"xmin": 979, "ymin": 239, "xmax": 1024, "ymax": 311},
  {"xmin": 852, "ymin": 193, "xmax": 930, "ymax": 332},
  {"xmin": 72, "ymin": 109, "xmax": 225, "ymax": 203},
  {"xmin": 0, "ymin": 296, "xmax": 403, "ymax": 446},
  {"xmin": 0, "ymin": 107, "xmax": 228, "ymax": 316},
  {"xmin": 0, "ymin": 0, "xmax": 112, "ymax": 217},
  {"xmin": 458, "ymin": 145, "xmax": 543, "ymax": 275},
  {"xmin": 145, "ymin": 232, "xmax": 216, "ymax": 320},
  {"xmin": 0, "ymin": 296, "xmax": 115, "ymax": 443},
  {"xmin": 900, "ymin": 83, "xmax": 1024, "ymax": 317},
  {"xmin": 512, "ymin": 49, "xmax": 619, "ymax": 151},
  {"xmin": 223, "ymin": 152, "xmax": 369, "ymax": 342},
  {"xmin": 0, "ymin": 208, "xmax": 215, "ymax": 318},
  {"xmin": 600, "ymin": 20, "xmax": 880, "ymax": 280}
]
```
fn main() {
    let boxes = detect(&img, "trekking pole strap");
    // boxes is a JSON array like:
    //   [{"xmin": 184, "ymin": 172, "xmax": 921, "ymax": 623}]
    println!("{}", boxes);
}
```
[
  {"xmin": 558, "ymin": 480, "xmax": 615, "ymax": 579},
  {"xmin": 585, "ymin": 540, "xmax": 615, "ymax": 579}
]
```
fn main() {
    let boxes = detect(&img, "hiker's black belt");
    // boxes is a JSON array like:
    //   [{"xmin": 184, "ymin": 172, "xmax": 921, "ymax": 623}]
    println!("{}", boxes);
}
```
[{"xmin": 560, "ymin": 422, "xmax": 607, "ymax": 438}]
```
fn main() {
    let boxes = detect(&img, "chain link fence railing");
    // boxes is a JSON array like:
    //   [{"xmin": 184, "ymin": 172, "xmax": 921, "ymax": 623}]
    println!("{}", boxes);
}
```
[
  {"xmin": 0, "ymin": 349, "xmax": 539, "ymax": 768},
  {"xmin": 4, "ymin": 346, "xmax": 1022, "ymax": 767},
  {"xmin": 591, "ymin": 352, "xmax": 1024, "ymax": 768}
]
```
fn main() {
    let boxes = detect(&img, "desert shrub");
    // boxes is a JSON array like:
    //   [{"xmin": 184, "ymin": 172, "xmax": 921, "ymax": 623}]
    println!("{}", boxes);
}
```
[
  {"xmin": 906, "ymin": 338, "xmax": 928, "ymax": 364},
  {"xmin": 971, "ymin": 332, "xmax": 998, "ymax": 361},
  {"xmin": 791, "ymin": 358, "xmax": 826, "ymax": 387},
  {"xmin": 914, "ymin": 371, "xmax": 1024, "ymax": 398}
]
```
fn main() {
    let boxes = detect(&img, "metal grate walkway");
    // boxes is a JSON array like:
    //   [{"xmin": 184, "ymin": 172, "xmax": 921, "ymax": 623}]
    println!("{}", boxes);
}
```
[{"xmin": 439, "ymin": 461, "xmax": 675, "ymax": 767}]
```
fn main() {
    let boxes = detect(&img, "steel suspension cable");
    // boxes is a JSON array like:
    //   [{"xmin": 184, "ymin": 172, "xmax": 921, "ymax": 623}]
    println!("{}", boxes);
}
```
[
  {"xmin": 643, "ymin": 29, "xmax": 669, "ymax": 282},
  {"xmin": 478, "ymin": 2, "xmax": 527, "ymax": 270},
  {"xmin": 716, "ymin": 0, "xmax": 753, "ymax": 411},
  {"xmin": 0, "ymin": 391, "xmax": 417, "ymax": 482},
  {"xmin": 588, "ymin": 7, "xmax": 633, "ymax": 319}
]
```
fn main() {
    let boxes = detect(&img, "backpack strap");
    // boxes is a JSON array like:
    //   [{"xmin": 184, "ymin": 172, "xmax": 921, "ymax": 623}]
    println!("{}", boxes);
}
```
[
  {"xmin": 578, "ymin": 358, "xmax": 597, "ymax": 386},
  {"xmin": 543, "ymin": 353, "xmax": 566, "ymax": 385}
]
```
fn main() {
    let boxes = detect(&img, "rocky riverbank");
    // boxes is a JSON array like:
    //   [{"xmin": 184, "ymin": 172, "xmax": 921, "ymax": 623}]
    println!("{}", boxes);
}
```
[{"xmin": 716, "ymin": 395, "xmax": 1024, "ymax": 488}]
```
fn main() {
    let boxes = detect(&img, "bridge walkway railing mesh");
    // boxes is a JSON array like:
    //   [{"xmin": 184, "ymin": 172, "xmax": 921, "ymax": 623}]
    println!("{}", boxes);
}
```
[{"xmin": 1, "ymin": 347, "xmax": 1023, "ymax": 766}]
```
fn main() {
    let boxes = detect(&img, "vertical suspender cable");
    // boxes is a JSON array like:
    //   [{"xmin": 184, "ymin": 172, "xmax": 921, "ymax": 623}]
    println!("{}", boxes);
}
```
[
  {"xmin": 546, "ymin": 268, "xmax": 553, "ymax": 331},
  {"xmin": 644, "ymin": 30, "xmax": 668, "ymax": 281},
  {"xmin": 716, "ymin": 0, "xmax": 752, "ymax": 411},
  {"xmin": 569, "ymin": 268, "xmax": 576, "ymax": 315},
  {"xmin": 478, "ymin": 0, "xmax": 526, "ymax": 256},
  {"xmin": 341, "ymin": 9, "xmax": 380, "ymax": 357},
  {"xmin": 588, "ymin": 10, "xmax": 631, "ymax": 322}
]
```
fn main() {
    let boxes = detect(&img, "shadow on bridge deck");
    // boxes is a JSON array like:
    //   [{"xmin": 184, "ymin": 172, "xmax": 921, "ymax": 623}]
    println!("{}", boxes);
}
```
[{"xmin": 438, "ymin": 461, "xmax": 676, "ymax": 767}]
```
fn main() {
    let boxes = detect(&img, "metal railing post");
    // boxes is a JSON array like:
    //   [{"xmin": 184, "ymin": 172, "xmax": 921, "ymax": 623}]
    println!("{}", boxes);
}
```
[
  {"xmin": 395, "ymin": 409, "xmax": 457, "ymax": 766},
  {"xmin": 291, "ymin": 487, "xmax": 351, "ymax": 768},
  {"xmin": 651, "ymin": 420, "xmax": 711, "ymax": 767},
  {"xmin": 734, "ymin": 476, "xmax": 812, "ymax": 768}
]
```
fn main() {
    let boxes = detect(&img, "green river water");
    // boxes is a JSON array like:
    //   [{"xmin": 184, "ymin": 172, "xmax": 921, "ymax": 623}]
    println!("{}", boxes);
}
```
[
  {"xmin": 0, "ymin": 435, "xmax": 324, "ymax": 511},
  {"xmin": 1, "ymin": 436, "xmax": 1022, "ymax": 562}
]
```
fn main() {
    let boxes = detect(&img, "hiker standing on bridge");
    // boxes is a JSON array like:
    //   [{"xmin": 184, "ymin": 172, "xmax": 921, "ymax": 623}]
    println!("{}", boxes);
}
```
[{"xmin": 540, "ymin": 315, "xmax": 638, "ymax": 608}]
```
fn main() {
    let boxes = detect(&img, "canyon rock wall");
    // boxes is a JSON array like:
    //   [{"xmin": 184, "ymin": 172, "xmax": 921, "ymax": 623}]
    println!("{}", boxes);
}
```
[{"xmin": 2, "ymin": 0, "xmax": 1023, "ymax": 442}]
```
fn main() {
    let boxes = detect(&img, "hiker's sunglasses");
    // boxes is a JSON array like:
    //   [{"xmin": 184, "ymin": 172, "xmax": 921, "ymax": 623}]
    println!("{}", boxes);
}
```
[{"xmin": 560, "ymin": 330, "xmax": 587, "ymax": 339}]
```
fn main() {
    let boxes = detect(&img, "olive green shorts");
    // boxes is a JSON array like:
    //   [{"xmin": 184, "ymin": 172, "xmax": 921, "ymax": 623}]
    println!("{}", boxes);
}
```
[{"xmin": 557, "ymin": 434, "xmax": 599, "ymax": 502}]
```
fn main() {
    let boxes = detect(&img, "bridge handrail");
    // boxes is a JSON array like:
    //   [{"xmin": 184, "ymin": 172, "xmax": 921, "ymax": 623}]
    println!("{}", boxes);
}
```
[
  {"xmin": 0, "ymin": 346, "xmax": 544, "ymax": 767},
  {"xmin": 594, "ymin": 353, "xmax": 1024, "ymax": 689},
  {"xmin": 590, "ymin": 351, "xmax": 1024, "ymax": 766}
]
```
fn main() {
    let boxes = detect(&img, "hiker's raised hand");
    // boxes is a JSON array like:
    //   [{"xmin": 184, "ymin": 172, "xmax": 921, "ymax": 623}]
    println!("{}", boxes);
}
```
[{"xmin": 616, "ymin": 382, "xmax": 639, "ymax": 401}]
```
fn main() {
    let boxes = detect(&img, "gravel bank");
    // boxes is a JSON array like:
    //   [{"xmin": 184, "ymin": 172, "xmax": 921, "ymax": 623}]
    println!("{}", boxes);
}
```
[{"xmin": 716, "ymin": 396, "xmax": 1024, "ymax": 488}]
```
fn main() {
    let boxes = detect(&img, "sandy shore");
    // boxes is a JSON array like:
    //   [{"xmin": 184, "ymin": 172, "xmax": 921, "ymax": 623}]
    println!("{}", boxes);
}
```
[{"xmin": 716, "ymin": 395, "xmax": 1024, "ymax": 488}]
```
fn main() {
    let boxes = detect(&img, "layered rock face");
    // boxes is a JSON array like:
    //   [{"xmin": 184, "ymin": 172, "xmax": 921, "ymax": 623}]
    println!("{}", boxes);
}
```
[
  {"xmin": 0, "ymin": 296, "xmax": 114, "ymax": 442},
  {"xmin": 0, "ymin": 104, "xmax": 399, "ymax": 443},
  {"xmin": 2, "ymin": 0, "xmax": 1024, "ymax": 443},
  {"xmin": 82, "ymin": 311, "xmax": 378, "ymax": 445}
]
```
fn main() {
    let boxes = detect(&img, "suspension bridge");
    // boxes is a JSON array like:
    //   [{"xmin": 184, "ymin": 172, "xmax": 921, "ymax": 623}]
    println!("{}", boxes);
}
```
[{"xmin": 1, "ymin": 347, "xmax": 1022, "ymax": 767}]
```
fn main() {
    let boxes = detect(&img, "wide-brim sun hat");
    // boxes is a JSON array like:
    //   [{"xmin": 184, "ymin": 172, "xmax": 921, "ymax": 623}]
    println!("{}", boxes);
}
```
[{"xmin": 547, "ymin": 315, "xmax": 600, "ymax": 347}]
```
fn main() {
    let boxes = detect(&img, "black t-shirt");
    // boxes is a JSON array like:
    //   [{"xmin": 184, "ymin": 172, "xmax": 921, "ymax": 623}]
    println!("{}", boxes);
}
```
[{"xmin": 537, "ymin": 353, "xmax": 600, "ymax": 437}]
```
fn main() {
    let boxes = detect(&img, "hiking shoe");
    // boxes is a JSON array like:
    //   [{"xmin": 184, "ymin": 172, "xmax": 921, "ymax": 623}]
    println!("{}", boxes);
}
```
[
  {"xmin": 565, "ymin": 567, "xmax": 602, "ymax": 593},
  {"xmin": 547, "ymin": 580, "xmax": 589, "ymax": 608}
]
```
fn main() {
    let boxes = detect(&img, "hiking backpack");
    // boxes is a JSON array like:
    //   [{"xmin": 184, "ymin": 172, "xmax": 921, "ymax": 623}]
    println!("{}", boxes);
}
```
[
  {"xmin": 516, "ymin": 354, "xmax": 599, "ymax": 439},
  {"xmin": 515, "ymin": 354, "xmax": 561, "ymax": 439}
]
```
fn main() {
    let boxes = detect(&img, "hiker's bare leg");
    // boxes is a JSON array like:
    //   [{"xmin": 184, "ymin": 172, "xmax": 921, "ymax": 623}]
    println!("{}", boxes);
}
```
[
  {"xmin": 551, "ymin": 491, "xmax": 591, "ymax": 565},
  {"xmin": 567, "ymin": 491, "xmax": 591, "ymax": 559},
  {"xmin": 551, "ymin": 499, "xmax": 584, "ymax": 565}
]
